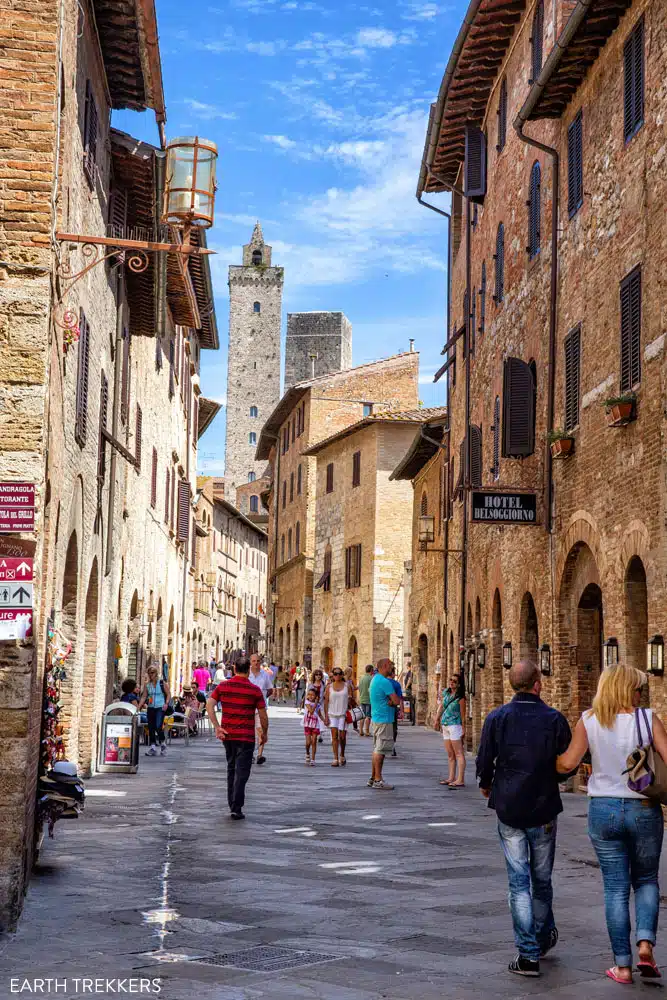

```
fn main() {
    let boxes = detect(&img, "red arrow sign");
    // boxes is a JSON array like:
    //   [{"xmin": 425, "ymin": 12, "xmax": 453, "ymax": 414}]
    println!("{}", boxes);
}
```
[{"xmin": 0, "ymin": 557, "xmax": 33, "ymax": 582}]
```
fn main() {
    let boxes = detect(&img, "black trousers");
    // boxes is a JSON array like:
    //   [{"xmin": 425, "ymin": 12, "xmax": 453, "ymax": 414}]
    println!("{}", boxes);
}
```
[
  {"xmin": 146, "ymin": 707, "xmax": 166, "ymax": 746},
  {"xmin": 224, "ymin": 740, "xmax": 255, "ymax": 814}
]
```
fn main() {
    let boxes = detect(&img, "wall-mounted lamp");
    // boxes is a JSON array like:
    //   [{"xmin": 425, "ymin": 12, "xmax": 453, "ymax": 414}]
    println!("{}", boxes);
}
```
[
  {"xmin": 418, "ymin": 515, "xmax": 435, "ymax": 546},
  {"xmin": 467, "ymin": 651, "xmax": 476, "ymax": 696},
  {"xmin": 539, "ymin": 643, "xmax": 551, "ymax": 676},
  {"xmin": 647, "ymin": 635, "xmax": 664, "ymax": 677},
  {"xmin": 503, "ymin": 642, "xmax": 512, "ymax": 669},
  {"xmin": 477, "ymin": 643, "xmax": 486, "ymax": 669},
  {"xmin": 603, "ymin": 636, "xmax": 619, "ymax": 668}
]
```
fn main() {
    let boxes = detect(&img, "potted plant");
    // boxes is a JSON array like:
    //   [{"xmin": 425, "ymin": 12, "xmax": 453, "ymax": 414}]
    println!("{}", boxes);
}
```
[
  {"xmin": 548, "ymin": 428, "xmax": 574, "ymax": 458},
  {"xmin": 603, "ymin": 392, "xmax": 636, "ymax": 427}
]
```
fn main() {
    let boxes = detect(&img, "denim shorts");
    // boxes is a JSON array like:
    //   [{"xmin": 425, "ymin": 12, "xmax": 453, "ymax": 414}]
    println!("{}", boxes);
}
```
[{"xmin": 361, "ymin": 703, "xmax": 371, "ymax": 718}]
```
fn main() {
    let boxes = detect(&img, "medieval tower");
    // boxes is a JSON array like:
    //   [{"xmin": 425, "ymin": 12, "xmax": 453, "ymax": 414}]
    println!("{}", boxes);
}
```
[
  {"xmin": 284, "ymin": 312, "xmax": 352, "ymax": 390},
  {"xmin": 225, "ymin": 223, "xmax": 283, "ymax": 490}
]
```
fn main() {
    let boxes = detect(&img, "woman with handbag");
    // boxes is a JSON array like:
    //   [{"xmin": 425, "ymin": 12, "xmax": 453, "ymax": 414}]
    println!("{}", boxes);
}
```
[
  {"xmin": 138, "ymin": 664, "xmax": 171, "ymax": 756},
  {"xmin": 324, "ymin": 668, "xmax": 351, "ymax": 767},
  {"xmin": 557, "ymin": 664, "xmax": 667, "ymax": 984}
]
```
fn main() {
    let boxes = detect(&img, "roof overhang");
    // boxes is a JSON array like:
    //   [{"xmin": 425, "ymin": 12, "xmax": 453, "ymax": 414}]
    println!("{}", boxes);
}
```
[
  {"xmin": 93, "ymin": 0, "xmax": 166, "ymax": 119},
  {"xmin": 303, "ymin": 408, "xmax": 448, "ymax": 457},
  {"xmin": 418, "ymin": 0, "xmax": 528, "ymax": 196},
  {"xmin": 256, "ymin": 387, "xmax": 309, "ymax": 461},
  {"xmin": 197, "ymin": 396, "xmax": 222, "ymax": 439},
  {"xmin": 213, "ymin": 496, "xmax": 269, "ymax": 537},
  {"xmin": 390, "ymin": 420, "xmax": 448, "ymax": 481}
]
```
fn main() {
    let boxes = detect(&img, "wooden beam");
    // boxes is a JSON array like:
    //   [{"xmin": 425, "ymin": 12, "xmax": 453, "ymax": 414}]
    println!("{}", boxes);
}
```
[{"xmin": 56, "ymin": 232, "xmax": 215, "ymax": 255}]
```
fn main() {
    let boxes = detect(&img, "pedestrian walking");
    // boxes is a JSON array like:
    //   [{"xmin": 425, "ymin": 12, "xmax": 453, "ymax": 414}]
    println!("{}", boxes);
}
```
[
  {"xmin": 367, "ymin": 658, "xmax": 400, "ymax": 790},
  {"xmin": 120, "ymin": 678, "xmax": 139, "ymax": 705},
  {"xmin": 324, "ymin": 667, "xmax": 350, "ymax": 767},
  {"xmin": 434, "ymin": 671, "xmax": 467, "ymax": 787},
  {"xmin": 476, "ymin": 660, "xmax": 571, "ymax": 978},
  {"xmin": 402, "ymin": 664, "xmax": 415, "ymax": 725},
  {"xmin": 192, "ymin": 661, "xmax": 210, "ymax": 693},
  {"xmin": 138, "ymin": 665, "xmax": 171, "ymax": 757},
  {"xmin": 357, "ymin": 664, "xmax": 373, "ymax": 737},
  {"xmin": 249, "ymin": 652, "xmax": 273, "ymax": 765},
  {"xmin": 388, "ymin": 666, "xmax": 402, "ymax": 757},
  {"xmin": 302, "ymin": 688, "xmax": 325, "ymax": 765},
  {"xmin": 275, "ymin": 667, "xmax": 288, "ymax": 704},
  {"xmin": 206, "ymin": 657, "xmax": 269, "ymax": 820},
  {"xmin": 556, "ymin": 663, "xmax": 667, "ymax": 984},
  {"xmin": 294, "ymin": 662, "xmax": 307, "ymax": 711}
]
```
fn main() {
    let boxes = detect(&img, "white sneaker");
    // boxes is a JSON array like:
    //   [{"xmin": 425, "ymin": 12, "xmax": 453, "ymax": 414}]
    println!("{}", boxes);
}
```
[
  {"xmin": 160, "ymin": 745, "xmax": 167, "ymax": 756},
  {"xmin": 145, "ymin": 746, "xmax": 157, "ymax": 757}
]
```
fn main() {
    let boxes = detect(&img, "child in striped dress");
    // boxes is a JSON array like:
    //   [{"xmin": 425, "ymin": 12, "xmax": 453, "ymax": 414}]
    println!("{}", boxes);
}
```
[{"xmin": 303, "ymin": 688, "xmax": 325, "ymax": 765}]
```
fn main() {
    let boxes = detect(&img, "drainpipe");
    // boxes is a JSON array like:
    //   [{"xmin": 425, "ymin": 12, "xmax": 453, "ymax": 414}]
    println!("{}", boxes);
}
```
[
  {"xmin": 461, "ymin": 195, "xmax": 472, "ymax": 663},
  {"xmin": 105, "ymin": 270, "xmax": 125, "ymax": 577}
]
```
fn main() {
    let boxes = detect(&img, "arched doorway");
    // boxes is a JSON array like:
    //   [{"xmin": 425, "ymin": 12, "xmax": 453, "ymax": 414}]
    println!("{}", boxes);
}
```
[
  {"xmin": 624, "ymin": 556, "xmax": 648, "ymax": 672},
  {"xmin": 286, "ymin": 625, "xmax": 291, "ymax": 665},
  {"xmin": 348, "ymin": 635, "xmax": 358, "ymax": 680},
  {"xmin": 559, "ymin": 541, "xmax": 604, "ymax": 725},
  {"xmin": 474, "ymin": 597, "xmax": 481, "ymax": 636},
  {"xmin": 277, "ymin": 627, "xmax": 284, "ymax": 665},
  {"xmin": 79, "ymin": 559, "xmax": 100, "ymax": 775},
  {"xmin": 417, "ymin": 633, "xmax": 428, "ymax": 723},
  {"xmin": 577, "ymin": 583, "xmax": 603, "ymax": 713},
  {"xmin": 59, "ymin": 532, "xmax": 79, "ymax": 757},
  {"xmin": 321, "ymin": 646, "xmax": 333, "ymax": 672},
  {"xmin": 520, "ymin": 592, "xmax": 539, "ymax": 663}
]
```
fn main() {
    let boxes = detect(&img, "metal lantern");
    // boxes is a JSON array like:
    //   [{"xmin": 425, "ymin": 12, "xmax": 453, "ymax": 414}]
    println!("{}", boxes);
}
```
[
  {"xmin": 539, "ymin": 643, "xmax": 551, "ymax": 676},
  {"xmin": 467, "ymin": 651, "xmax": 476, "ymax": 696},
  {"xmin": 603, "ymin": 636, "xmax": 619, "ymax": 668},
  {"xmin": 503, "ymin": 641, "xmax": 512, "ymax": 669},
  {"xmin": 477, "ymin": 643, "xmax": 486, "ymax": 668},
  {"xmin": 459, "ymin": 647, "xmax": 466, "ymax": 671},
  {"xmin": 647, "ymin": 635, "xmax": 664, "ymax": 676},
  {"xmin": 205, "ymin": 571, "xmax": 217, "ymax": 588},
  {"xmin": 163, "ymin": 136, "xmax": 218, "ymax": 229},
  {"xmin": 136, "ymin": 598, "xmax": 145, "ymax": 616},
  {"xmin": 418, "ymin": 515, "xmax": 435, "ymax": 545}
]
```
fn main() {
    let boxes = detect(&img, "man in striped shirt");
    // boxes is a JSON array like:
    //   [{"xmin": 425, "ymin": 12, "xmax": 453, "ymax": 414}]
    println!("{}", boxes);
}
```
[{"xmin": 206, "ymin": 658, "xmax": 269, "ymax": 820}]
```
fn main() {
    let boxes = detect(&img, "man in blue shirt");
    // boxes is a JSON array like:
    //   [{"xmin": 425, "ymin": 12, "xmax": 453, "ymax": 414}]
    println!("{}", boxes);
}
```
[
  {"xmin": 476, "ymin": 660, "xmax": 571, "ymax": 979},
  {"xmin": 368, "ymin": 658, "xmax": 400, "ymax": 790},
  {"xmin": 388, "ymin": 666, "xmax": 402, "ymax": 758}
]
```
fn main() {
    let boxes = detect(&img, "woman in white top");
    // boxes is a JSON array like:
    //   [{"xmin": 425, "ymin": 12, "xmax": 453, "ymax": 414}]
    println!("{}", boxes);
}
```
[
  {"xmin": 557, "ymin": 664, "xmax": 667, "ymax": 985},
  {"xmin": 324, "ymin": 667, "xmax": 351, "ymax": 767}
]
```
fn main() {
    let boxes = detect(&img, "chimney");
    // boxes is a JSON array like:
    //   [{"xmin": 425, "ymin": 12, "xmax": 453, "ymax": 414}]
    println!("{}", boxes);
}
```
[{"xmin": 409, "ymin": 339, "xmax": 415, "ymax": 352}]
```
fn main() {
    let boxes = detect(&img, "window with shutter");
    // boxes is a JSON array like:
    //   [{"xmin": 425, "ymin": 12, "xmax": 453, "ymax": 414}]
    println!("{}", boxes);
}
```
[
  {"xmin": 420, "ymin": 492, "xmax": 428, "ymax": 516},
  {"xmin": 296, "ymin": 521, "xmax": 301, "ymax": 554},
  {"xmin": 170, "ymin": 468, "xmax": 176, "ymax": 531},
  {"xmin": 193, "ymin": 397, "xmax": 199, "ymax": 439},
  {"xmin": 297, "ymin": 463, "xmax": 302, "ymax": 494},
  {"xmin": 288, "ymin": 528, "xmax": 293, "ymax": 560},
  {"xmin": 502, "ymin": 357, "xmax": 536, "ymax": 458},
  {"xmin": 497, "ymin": 78, "xmax": 507, "ymax": 152},
  {"xmin": 120, "ymin": 327, "xmax": 130, "ymax": 425},
  {"xmin": 177, "ymin": 480, "xmax": 191, "ymax": 543},
  {"xmin": 479, "ymin": 262, "xmax": 486, "ymax": 337},
  {"xmin": 155, "ymin": 335, "xmax": 162, "ymax": 371},
  {"xmin": 74, "ymin": 309, "xmax": 90, "ymax": 447},
  {"xmin": 564, "ymin": 325, "xmax": 581, "ymax": 431},
  {"xmin": 165, "ymin": 467, "xmax": 170, "ymax": 524},
  {"xmin": 290, "ymin": 471, "xmax": 294, "ymax": 502},
  {"xmin": 494, "ymin": 224, "xmax": 505, "ymax": 303},
  {"xmin": 323, "ymin": 546, "xmax": 332, "ymax": 591},
  {"xmin": 326, "ymin": 463, "xmax": 334, "ymax": 494},
  {"xmin": 97, "ymin": 371, "xmax": 109, "ymax": 483},
  {"xmin": 455, "ymin": 440, "xmax": 464, "ymax": 499},
  {"xmin": 464, "ymin": 124, "xmax": 487, "ymax": 202},
  {"xmin": 83, "ymin": 80, "xmax": 98, "ymax": 187},
  {"xmin": 282, "ymin": 480, "xmax": 287, "ymax": 509},
  {"xmin": 151, "ymin": 448, "xmax": 158, "ymax": 508},
  {"xmin": 624, "ymin": 18, "xmax": 644, "ymax": 141},
  {"xmin": 352, "ymin": 450, "xmax": 361, "ymax": 487},
  {"xmin": 470, "ymin": 425, "xmax": 482, "ymax": 488},
  {"xmin": 135, "ymin": 404, "xmax": 142, "ymax": 471},
  {"xmin": 108, "ymin": 187, "xmax": 127, "ymax": 239},
  {"xmin": 169, "ymin": 338, "xmax": 175, "ymax": 398},
  {"xmin": 620, "ymin": 266, "xmax": 641, "ymax": 391},
  {"xmin": 530, "ymin": 0, "xmax": 544, "ymax": 84},
  {"xmin": 449, "ymin": 457, "xmax": 455, "ymax": 513},
  {"xmin": 528, "ymin": 161, "xmax": 541, "ymax": 259},
  {"xmin": 492, "ymin": 396, "xmax": 501, "ymax": 480},
  {"xmin": 281, "ymin": 535, "xmax": 285, "ymax": 564},
  {"xmin": 345, "ymin": 544, "xmax": 362, "ymax": 589},
  {"xmin": 470, "ymin": 287, "xmax": 476, "ymax": 357},
  {"xmin": 567, "ymin": 111, "xmax": 583, "ymax": 218}
]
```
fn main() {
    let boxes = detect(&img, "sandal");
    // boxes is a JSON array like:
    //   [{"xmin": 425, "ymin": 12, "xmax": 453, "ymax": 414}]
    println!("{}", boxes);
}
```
[
  {"xmin": 340, "ymin": 757, "xmax": 347, "ymax": 766},
  {"xmin": 606, "ymin": 968, "xmax": 633, "ymax": 984},
  {"xmin": 439, "ymin": 779, "xmax": 452, "ymax": 785},
  {"xmin": 331, "ymin": 760, "xmax": 340, "ymax": 767},
  {"xmin": 637, "ymin": 959, "xmax": 661, "ymax": 979}
]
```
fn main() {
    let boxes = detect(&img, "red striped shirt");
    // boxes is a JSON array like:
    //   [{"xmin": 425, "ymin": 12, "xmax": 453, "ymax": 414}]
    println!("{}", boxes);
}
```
[{"xmin": 210, "ymin": 676, "xmax": 266, "ymax": 743}]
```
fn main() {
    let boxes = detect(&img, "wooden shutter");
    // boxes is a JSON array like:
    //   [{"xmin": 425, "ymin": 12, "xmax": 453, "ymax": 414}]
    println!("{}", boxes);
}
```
[
  {"xmin": 297, "ymin": 464, "xmax": 302, "ymax": 494},
  {"xmin": 567, "ymin": 111, "xmax": 583, "ymax": 217},
  {"xmin": 420, "ymin": 491, "xmax": 428, "ymax": 516},
  {"xmin": 494, "ymin": 224, "xmax": 504, "ymax": 303},
  {"xmin": 296, "ymin": 521, "xmax": 300, "ymax": 554},
  {"xmin": 497, "ymin": 78, "xmax": 507, "ymax": 152},
  {"xmin": 479, "ymin": 262, "xmax": 486, "ymax": 336},
  {"xmin": 624, "ymin": 18, "xmax": 644, "ymax": 141},
  {"xmin": 193, "ymin": 397, "xmax": 199, "ymax": 439},
  {"xmin": 464, "ymin": 125, "xmax": 487, "ymax": 203},
  {"xmin": 282, "ymin": 480, "xmax": 286, "ymax": 508},
  {"xmin": 151, "ymin": 448, "xmax": 158, "ymax": 508},
  {"xmin": 155, "ymin": 335, "xmax": 162, "ymax": 370},
  {"xmin": 620, "ymin": 266, "xmax": 641, "ymax": 391},
  {"xmin": 470, "ymin": 287, "xmax": 476, "ymax": 357},
  {"xmin": 492, "ymin": 395, "xmax": 501, "ymax": 479},
  {"xmin": 454, "ymin": 439, "xmax": 464, "ymax": 499},
  {"xmin": 470, "ymin": 425, "xmax": 482, "ymax": 488},
  {"xmin": 345, "ymin": 546, "xmax": 351, "ymax": 589},
  {"xmin": 97, "ymin": 370, "xmax": 109, "ymax": 483},
  {"xmin": 83, "ymin": 80, "xmax": 98, "ymax": 186},
  {"xmin": 168, "ymin": 338, "xmax": 175, "ymax": 397},
  {"xmin": 564, "ymin": 325, "xmax": 581, "ymax": 431},
  {"xmin": 164, "ymin": 467, "xmax": 170, "ymax": 523},
  {"xmin": 502, "ymin": 357, "xmax": 536, "ymax": 458},
  {"xmin": 74, "ymin": 309, "xmax": 90, "ymax": 447},
  {"xmin": 326, "ymin": 463, "xmax": 334, "ymax": 493},
  {"xmin": 355, "ymin": 544, "xmax": 362, "ymax": 587},
  {"xmin": 352, "ymin": 451, "xmax": 361, "ymax": 487},
  {"xmin": 177, "ymin": 480, "xmax": 190, "ymax": 543},
  {"xmin": 135, "ymin": 404, "xmax": 142, "ymax": 470},
  {"xmin": 530, "ymin": 0, "xmax": 544, "ymax": 84},
  {"xmin": 170, "ymin": 468, "xmax": 176, "ymax": 531},
  {"xmin": 108, "ymin": 186, "xmax": 127, "ymax": 238},
  {"xmin": 120, "ymin": 327, "xmax": 130, "ymax": 425},
  {"xmin": 528, "ymin": 162, "xmax": 541, "ymax": 259},
  {"xmin": 290, "ymin": 472, "xmax": 294, "ymax": 502}
]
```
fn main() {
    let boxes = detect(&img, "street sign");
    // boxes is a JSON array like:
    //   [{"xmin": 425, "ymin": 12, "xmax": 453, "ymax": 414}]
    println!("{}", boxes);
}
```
[
  {"xmin": 471, "ymin": 490, "xmax": 539, "ymax": 524},
  {"xmin": 0, "ymin": 583, "xmax": 33, "ymax": 607},
  {"xmin": 0, "ymin": 557, "xmax": 34, "ymax": 582},
  {"xmin": 0, "ymin": 556, "xmax": 34, "ymax": 639},
  {"xmin": 0, "ymin": 537, "xmax": 36, "ymax": 559},
  {"xmin": 0, "ymin": 483, "xmax": 35, "ymax": 532},
  {"xmin": 0, "ymin": 609, "xmax": 32, "ymax": 640}
]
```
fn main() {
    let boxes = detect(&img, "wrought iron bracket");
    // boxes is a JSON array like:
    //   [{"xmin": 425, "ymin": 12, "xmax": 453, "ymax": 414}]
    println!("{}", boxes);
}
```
[{"xmin": 102, "ymin": 427, "xmax": 137, "ymax": 468}]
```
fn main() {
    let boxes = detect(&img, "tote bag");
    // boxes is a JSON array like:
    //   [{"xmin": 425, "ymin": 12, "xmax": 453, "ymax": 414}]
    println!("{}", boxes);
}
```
[{"xmin": 625, "ymin": 707, "xmax": 667, "ymax": 804}]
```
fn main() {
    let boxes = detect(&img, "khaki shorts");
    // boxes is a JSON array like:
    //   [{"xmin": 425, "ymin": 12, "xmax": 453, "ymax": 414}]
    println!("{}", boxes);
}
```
[{"xmin": 372, "ymin": 722, "xmax": 394, "ymax": 756}]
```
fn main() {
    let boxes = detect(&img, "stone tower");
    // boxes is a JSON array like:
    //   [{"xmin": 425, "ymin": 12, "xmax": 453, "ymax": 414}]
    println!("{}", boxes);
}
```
[
  {"xmin": 225, "ymin": 223, "xmax": 283, "ymax": 489},
  {"xmin": 284, "ymin": 312, "xmax": 352, "ymax": 390}
]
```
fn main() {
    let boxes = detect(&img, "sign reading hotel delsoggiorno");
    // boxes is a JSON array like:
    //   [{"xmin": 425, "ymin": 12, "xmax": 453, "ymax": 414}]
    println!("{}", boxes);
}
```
[{"xmin": 471, "ymin": 490, "xmax": 538, "ymax": 525}]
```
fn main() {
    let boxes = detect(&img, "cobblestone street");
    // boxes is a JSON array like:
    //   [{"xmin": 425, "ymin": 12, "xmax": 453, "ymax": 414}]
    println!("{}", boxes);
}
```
[{"xmin": 1, "ymin": 710, "xmax": 663, "ymax": 999}]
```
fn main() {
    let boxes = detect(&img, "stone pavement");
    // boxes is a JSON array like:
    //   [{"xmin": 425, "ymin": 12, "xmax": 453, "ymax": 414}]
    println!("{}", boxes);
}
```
[{"xmin": 0, "ymin": 708, "xmax": 664, "ymax": 999}]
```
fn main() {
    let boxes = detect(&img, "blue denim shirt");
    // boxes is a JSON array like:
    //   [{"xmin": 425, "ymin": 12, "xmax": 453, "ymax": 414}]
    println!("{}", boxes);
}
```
[{"xmin": 476, "ymin": 693, "xmax": 571, "ymax": 829}]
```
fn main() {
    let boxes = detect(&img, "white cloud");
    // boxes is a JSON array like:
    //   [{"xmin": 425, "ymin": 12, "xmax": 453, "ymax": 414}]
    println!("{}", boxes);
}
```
[
  {"xmin": 246, "ymin": 39, "xmax": 286, "ymax": 55},
  {"xmin": 356, "ymin": 27, "xmax": 398, "ymax": 48},
  {"xmin": 183, "ymin": 99, "xmax": 237, "ymax": 121},
  {"xmin": 263, "ymin": 134, "xmax": 298, "ymax": 150},
  {"xmin": 401, "ymin": 2, "xmax": 448, "ymax": 19}
]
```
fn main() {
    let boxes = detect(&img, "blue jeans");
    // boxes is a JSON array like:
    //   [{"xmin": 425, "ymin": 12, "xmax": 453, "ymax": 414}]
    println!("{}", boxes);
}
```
[
  {"xmin": 588, "ymin": 797, "xmax": 663, "ymax": 968},
  {"xmin": 498, "ymin": 820, "xmax": 558, "ymax": 961}
]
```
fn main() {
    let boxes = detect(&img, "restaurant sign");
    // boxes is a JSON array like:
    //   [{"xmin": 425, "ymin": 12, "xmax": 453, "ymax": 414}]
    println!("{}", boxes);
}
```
[{"xmin": 471, "ymin": 491, "xmax": 538, "ymax": 525}]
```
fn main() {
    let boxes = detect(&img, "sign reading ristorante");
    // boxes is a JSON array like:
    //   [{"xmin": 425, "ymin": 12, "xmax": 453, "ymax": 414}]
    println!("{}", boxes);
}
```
[{"xmin": 471, "ymin": 491, "xmax": 538, "ymax": 524}]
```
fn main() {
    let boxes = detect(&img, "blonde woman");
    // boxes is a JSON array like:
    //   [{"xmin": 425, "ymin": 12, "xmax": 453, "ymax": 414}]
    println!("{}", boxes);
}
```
[{"xmin": 557, "ymin": 664, "xmax": 667, "ymax": 984}]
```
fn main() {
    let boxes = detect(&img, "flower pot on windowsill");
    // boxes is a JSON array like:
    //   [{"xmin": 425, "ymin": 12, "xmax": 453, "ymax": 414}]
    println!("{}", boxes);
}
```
[
  {"xmin": 604, "ymin": 394, "xmax": 636, "ymax": 427},
  {"xmin": 548, "ymin": 432, "xmax": 575, "ymax": 459}
]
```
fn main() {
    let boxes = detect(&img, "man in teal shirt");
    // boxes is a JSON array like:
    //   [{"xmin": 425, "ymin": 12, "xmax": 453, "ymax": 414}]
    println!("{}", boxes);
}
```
[{"xmin": 368, "ymin": 658, "xmax": 400, "ymax": 790}]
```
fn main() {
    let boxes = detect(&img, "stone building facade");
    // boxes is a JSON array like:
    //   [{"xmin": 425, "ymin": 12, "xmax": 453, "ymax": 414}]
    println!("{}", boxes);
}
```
[
  {"xmin": 0, "ymin": 0, "xmax": 219, "ymax": 929},
  {"xmin": 194, "ymin": 479, "xmax": 268, "ymax": 659},
  {"xmin": 417, "ymin": 0, "xmax": 667, "ymax": 743},
  {"xmin": 256, "ymin": 350, "xmax": 420, "ymax": 669},
  {"xmin": 284, "ymin": 312, "xmax": 353, "ymax": 390},
  {"xmin": 224, "ymin": 223, "xmax": 283, "ymax": 491},
  {"xmin": 307, "ymin": 412, "xmax": 435, "ymax": 677}
]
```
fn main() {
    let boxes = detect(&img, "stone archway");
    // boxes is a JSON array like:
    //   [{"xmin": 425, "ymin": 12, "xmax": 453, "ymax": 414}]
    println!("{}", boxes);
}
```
[
  {"xmin": 348, "ymin": 635, "xmax": 358, "ymax": 679},
  {"xmin": 59, "ymin": 531, "xmax": 79, "ymax": 757},
  {"xmin": 558, "ymin": 541, "xmax": 604, "ymax": 725},
  {"xmin": 321, "ymin": 646, "xmax": 334, "ymax": 672},
  {"xmin": 277, "ymin": 627, "xmax": 284, "ymax": 665},
  {"xmin": 520, "ymin": 592, "xmax": 539, "ymax": 663},
  {"xmin": 624, "ymin": 556, "xmax": 648, "ymax": 673},
  {"xmin": 487, "ymin": 588, "xmax": 504, "ymax": 711},
  {"xmin": 78, "ymin": 558, "xmax": 100, "ymax": 775},
  {"xmin": 417, "ymin": 633, "xmax": 428, "ymax": 724}
]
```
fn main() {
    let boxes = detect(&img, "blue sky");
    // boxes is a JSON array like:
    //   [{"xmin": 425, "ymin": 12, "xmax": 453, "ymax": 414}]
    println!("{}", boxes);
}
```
[{"xmin": 113, "ymin": 0, "xmax": 464, "ymax": 476}]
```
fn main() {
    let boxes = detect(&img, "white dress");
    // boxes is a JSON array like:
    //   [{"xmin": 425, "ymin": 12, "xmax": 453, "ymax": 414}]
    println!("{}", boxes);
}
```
[{"xmin": 327, "ymin": 684, "xmax": 349, "ymax": 731}]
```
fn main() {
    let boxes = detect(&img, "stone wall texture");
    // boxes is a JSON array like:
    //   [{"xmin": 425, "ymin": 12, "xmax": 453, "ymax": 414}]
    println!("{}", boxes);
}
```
[{"xmin": 284, "ymin": 312, "xmax": 352, "ymax": 391}]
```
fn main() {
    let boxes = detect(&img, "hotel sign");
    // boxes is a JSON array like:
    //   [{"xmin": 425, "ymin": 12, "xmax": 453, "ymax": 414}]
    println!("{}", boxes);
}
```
[{"xmin": 471, "ymin": 491, "xmax": 538, "ymax": 525}]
